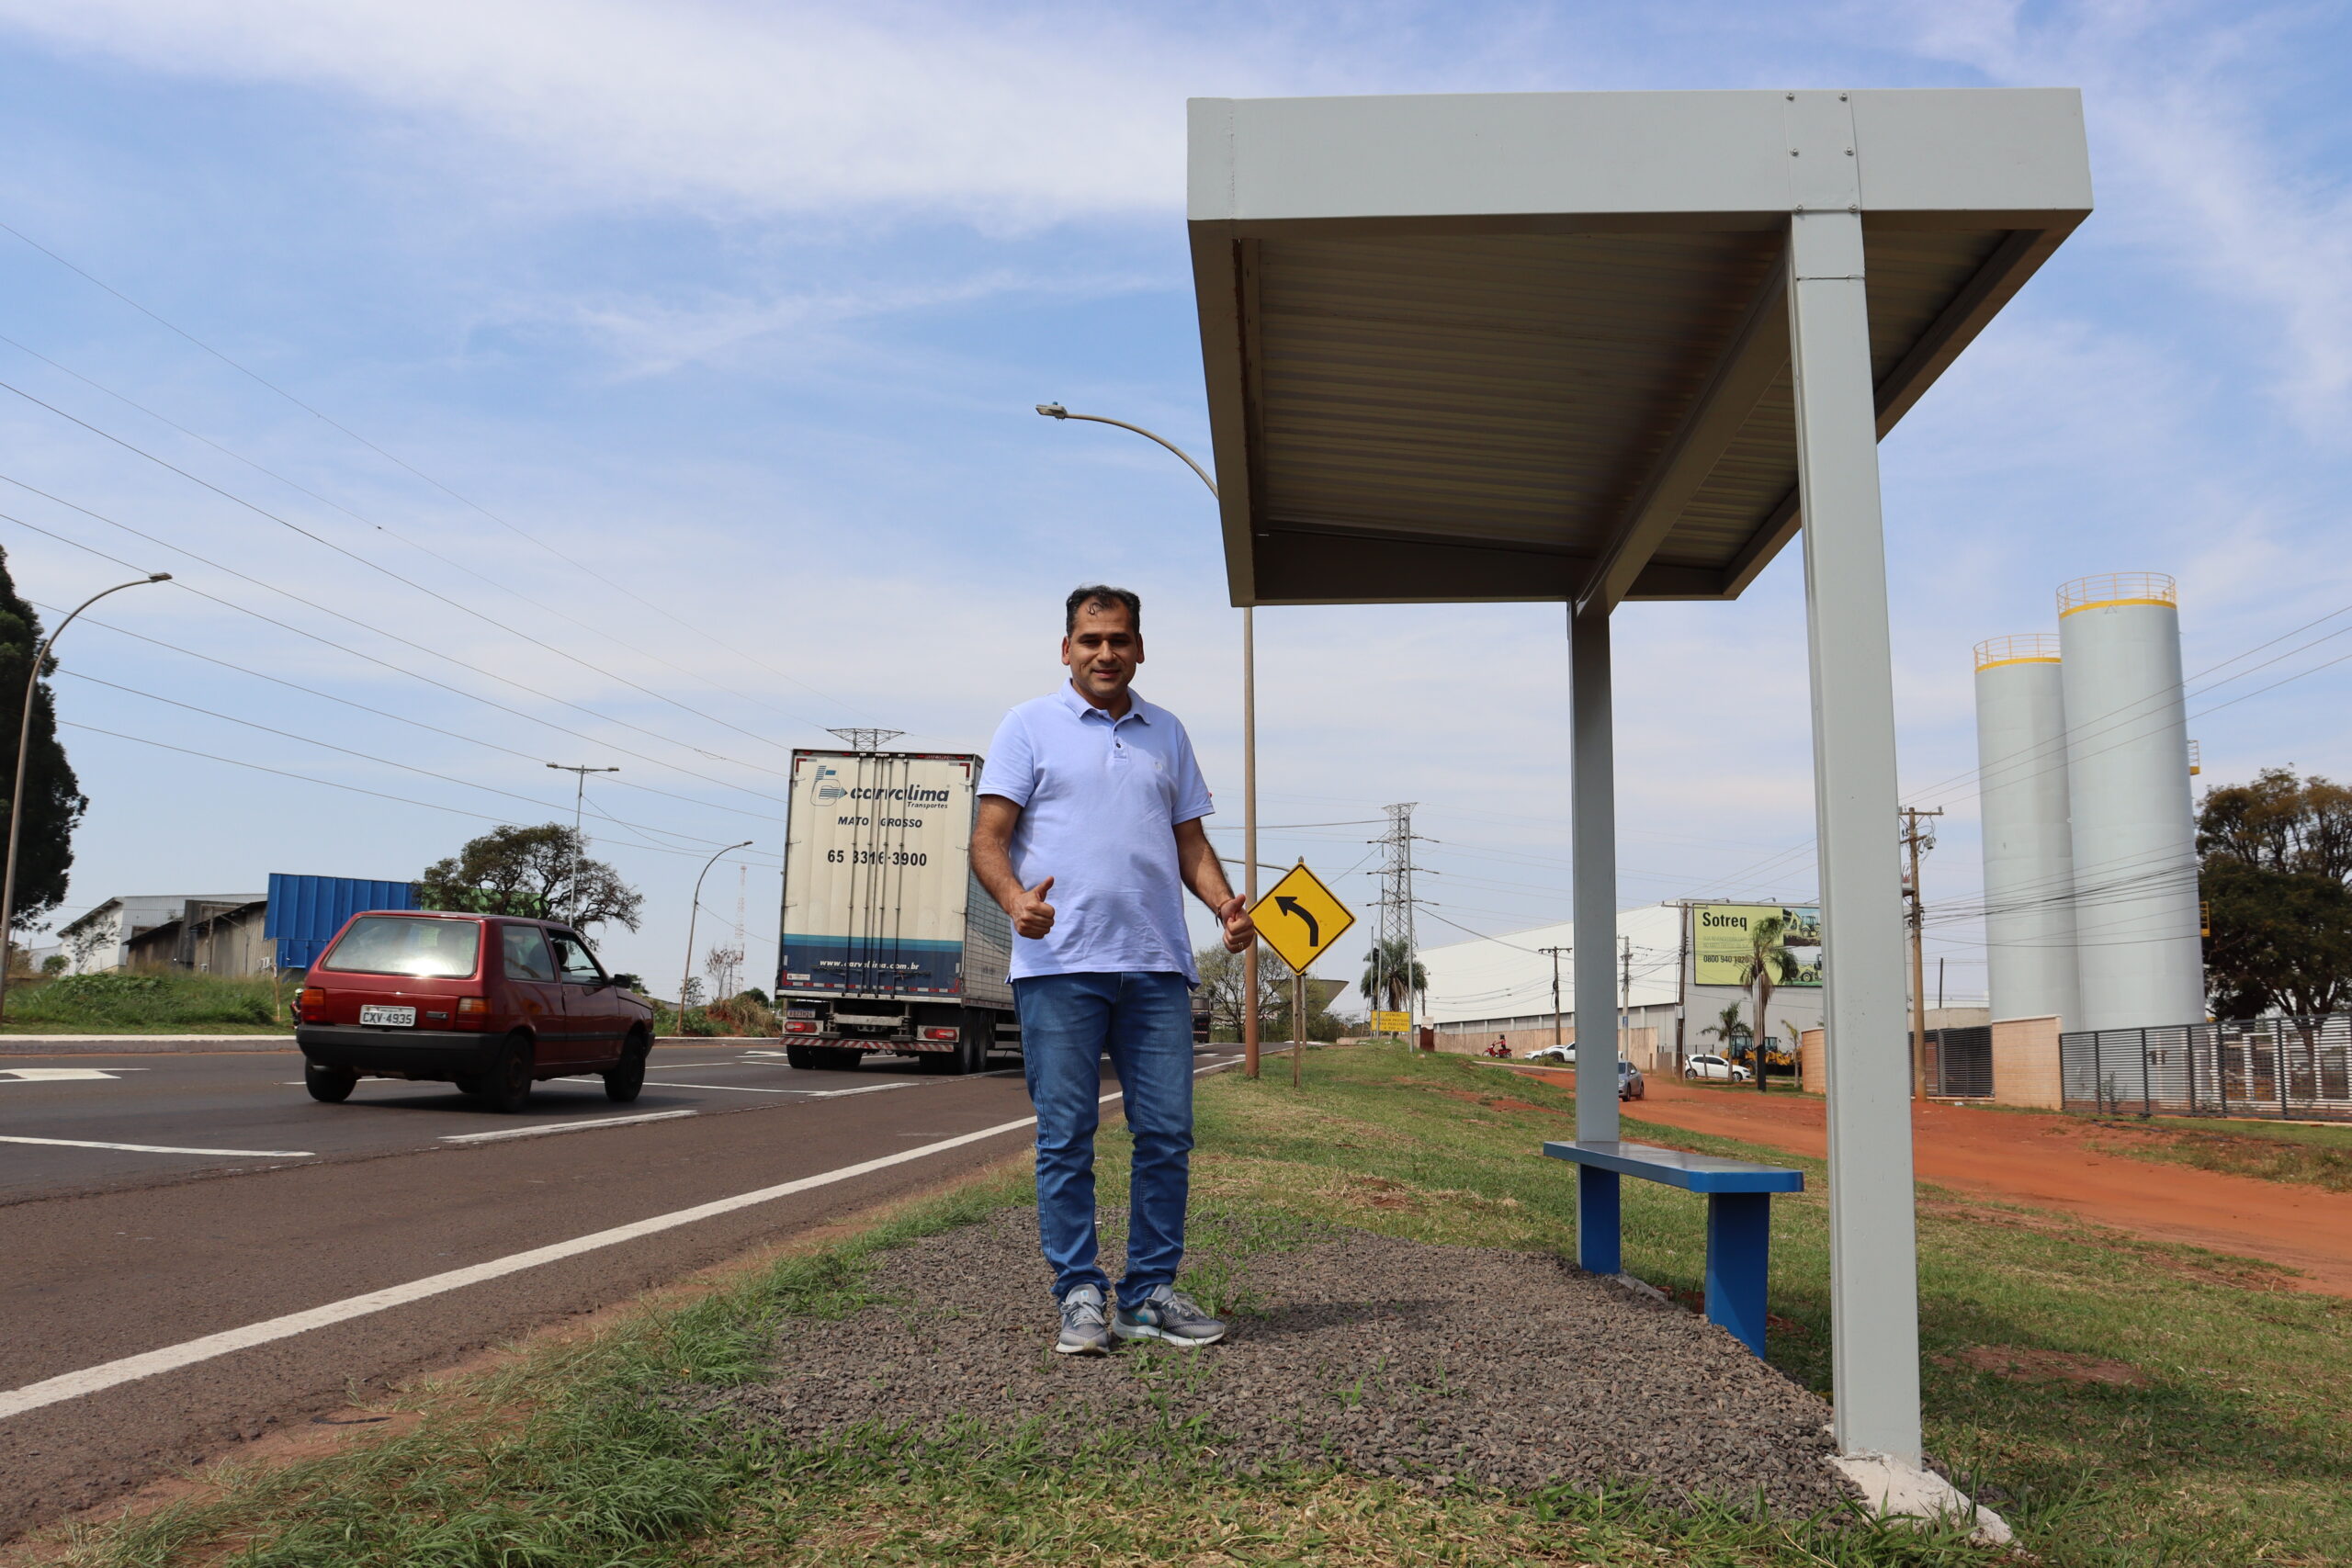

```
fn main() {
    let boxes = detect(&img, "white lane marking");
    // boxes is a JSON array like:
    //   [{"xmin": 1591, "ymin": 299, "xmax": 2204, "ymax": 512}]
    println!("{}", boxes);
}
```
[
  {"xmin": 552, "ymin": 1077, "xmax": 808, "ymax": 1095},
  {"xmin": 0, "ymin": 1110, "xmax": 1049, "ymax": 1421},
  {"xmin": 0, "ymin": 1048, "xmax": 1250, "ymax": 1423},
  {"xmin": 1, "ymin": 1067, "xmax": 144, "ymax": 1081},
  {"xmin": 440, "ymin": 1111, "xmax": 697, "ymax": 1144},
  {"xmin": 0, "ymin": 1134, "xmax": 311, "ymax": 1157},
  {"xmin": 801, "ymin": 1081, "xmax": 915, "ymax": 1099}
]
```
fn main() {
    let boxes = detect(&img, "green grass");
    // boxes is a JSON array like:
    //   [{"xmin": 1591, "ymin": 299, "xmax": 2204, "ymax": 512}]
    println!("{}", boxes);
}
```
[
  {"xmin": 3, "ymin": 971, "xmax": 291, "ymax": 1032},
  {"xmin": 2070, "ymin": 1113, "xmax": 2352, "ymax": 1193},
  {"xmin": 38, "ymin": 1047, "xmax": 2352, "ymax": 1567}
]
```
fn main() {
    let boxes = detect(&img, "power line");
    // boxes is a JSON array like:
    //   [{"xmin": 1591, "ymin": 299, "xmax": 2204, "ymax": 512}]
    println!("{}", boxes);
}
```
[
  {"xmin": 0, "ymin": 502, "xmax": 794, "ymax": 809},
  {"xmin": 53, "ymin": 668, "xmax": 775, "ymax": 857},
  {"xmin": 31, "ymin": 598, "xmax": 791, "ymax": 827},
  {"xmin": 60, "ymin": 718, "xmax": 775, "ymax": 865},
  {"xmin": 0, "ymin": 330, "xmax": 850, "ymax": 738},
  {"xmin": 0, "ymin": 216, "xmax": 881, "ymax": 724},
  {"xmin": 0, "ymin": 377, "xmax": 819, "ymax": 757}
]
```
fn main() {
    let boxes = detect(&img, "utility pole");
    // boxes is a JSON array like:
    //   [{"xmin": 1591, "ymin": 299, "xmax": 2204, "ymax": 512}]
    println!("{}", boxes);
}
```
[
  {"xmin": 545, "ymin": 763, "xmax": 619, "ymax": 924},
  {"xmin": 1540, "ymin": 945, "xmax": 1570, "ymax": 1048},
  {"xmin": 1674, "ymin": 904, "xmax": 1690, "ymax": 1073},
  {"xmin": 1620, "ymin": 934, "xmax": 1634, "ymax": 1065},
  {"xmin": 1900, "ymin": 807, "xmax": 1943, "ymax": 1099}
]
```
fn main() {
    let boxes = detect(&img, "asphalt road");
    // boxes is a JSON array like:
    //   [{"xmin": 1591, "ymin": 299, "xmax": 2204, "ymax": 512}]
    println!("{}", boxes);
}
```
[{"xmin": 0, "ymin": 1042, "xmax": 1236, "ymax": 1540}]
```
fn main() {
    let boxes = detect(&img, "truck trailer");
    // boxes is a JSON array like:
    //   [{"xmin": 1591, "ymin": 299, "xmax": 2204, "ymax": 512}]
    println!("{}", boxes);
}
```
[{"xmin": 775, "ymin": 749, "xmax": 1015, "ymax": 1074}]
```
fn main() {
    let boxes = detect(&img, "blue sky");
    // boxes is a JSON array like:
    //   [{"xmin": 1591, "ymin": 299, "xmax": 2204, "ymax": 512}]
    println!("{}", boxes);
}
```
[{"xmin": 0, "ymin": 0, "xmax": 2344, "ymax": 1001}]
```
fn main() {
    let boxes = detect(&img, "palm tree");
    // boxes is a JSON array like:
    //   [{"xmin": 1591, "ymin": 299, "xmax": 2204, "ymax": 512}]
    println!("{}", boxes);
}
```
[
  {"xmin": 1737, "ymin": 914, "xmax": 1792, "ymax": 1094},
  {"xmin": 1358, "ymin": 937, "xmax": 1426, "ymax": 1021},
  {"xmin": 1698, "ymin": 1002, "xmax": 1746, "ymax": 1074}
]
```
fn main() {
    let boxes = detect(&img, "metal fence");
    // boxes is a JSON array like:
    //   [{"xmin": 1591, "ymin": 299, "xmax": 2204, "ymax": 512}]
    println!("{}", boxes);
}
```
[
  {"xmin": 2061, "ymin": 1014, "xmax": 2352, "ymax": 1122},
  {"xmin": 1925, "ymin": 1026, "xmax": 1994, "ymax": 1099}
]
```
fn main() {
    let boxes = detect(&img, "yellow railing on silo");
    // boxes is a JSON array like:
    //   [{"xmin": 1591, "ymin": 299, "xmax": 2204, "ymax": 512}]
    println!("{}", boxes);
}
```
[
  {"xmin": 2058, "ymin": 572, "xmax": 2177, "ymax": 615},
  {"xmin": 1973, "ymin": 633, "xmax": 2062, "ymax": 671}
]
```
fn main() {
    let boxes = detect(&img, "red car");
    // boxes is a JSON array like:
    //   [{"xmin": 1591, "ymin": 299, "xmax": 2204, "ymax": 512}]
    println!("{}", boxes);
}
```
[{"xmin": 294, "ymin": 911, "xmax": 653, "ymax": 1111}]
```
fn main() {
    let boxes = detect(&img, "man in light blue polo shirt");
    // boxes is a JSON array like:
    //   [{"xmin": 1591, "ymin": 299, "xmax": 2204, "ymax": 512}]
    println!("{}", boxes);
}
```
[{"xmin": 971, "ymin": 584, "xmax": 1254, "ymax": 1356}]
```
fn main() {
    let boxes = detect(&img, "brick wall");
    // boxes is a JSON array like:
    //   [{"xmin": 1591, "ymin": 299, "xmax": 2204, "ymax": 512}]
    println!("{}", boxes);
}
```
[{"xmin": 1991, "ymin": 1015, "xmax": 2063, "ymax": 1110}]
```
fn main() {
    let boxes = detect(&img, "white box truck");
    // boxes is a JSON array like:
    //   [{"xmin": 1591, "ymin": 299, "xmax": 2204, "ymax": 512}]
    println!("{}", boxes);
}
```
[{"xmin": 774, "ymin": 749, "xmax": 1015, "ymax": 1074}]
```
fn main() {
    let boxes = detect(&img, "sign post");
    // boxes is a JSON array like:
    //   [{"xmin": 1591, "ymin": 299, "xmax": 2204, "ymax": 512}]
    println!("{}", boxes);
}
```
[{"xmin": 1250, "ymin": 861, "xmax": 1355, "ymax": 1088}]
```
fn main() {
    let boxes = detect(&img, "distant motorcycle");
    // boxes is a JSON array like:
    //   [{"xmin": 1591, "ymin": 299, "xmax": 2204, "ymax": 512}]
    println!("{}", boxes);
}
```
[{"xmin": 1485, "ymin": 1040, "xmax": 1513, "ymax": 1058}]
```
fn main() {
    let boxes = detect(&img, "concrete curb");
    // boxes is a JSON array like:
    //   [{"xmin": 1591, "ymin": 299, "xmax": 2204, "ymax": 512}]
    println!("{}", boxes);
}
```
[{"xmin": 0, "ymin": 1035, "xmax": 300, "ymax": 1055}]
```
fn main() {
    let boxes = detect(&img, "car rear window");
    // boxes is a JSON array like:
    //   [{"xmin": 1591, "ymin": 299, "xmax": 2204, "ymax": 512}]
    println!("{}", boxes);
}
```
[{"xmin": 318, "ymin": 915, "xmax": 481, "ymax": 978}]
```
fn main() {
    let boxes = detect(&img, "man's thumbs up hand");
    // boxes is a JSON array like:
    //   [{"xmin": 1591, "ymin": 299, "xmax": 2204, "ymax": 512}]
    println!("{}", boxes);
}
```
[{"xmin": 1013, "ymin": 875, "xmax": 1057, "ymax": 939}]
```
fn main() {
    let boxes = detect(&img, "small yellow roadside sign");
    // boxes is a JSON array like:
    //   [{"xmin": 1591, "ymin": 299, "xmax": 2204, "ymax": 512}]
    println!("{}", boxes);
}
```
[
  {"xmin": 1370, "ymin": 1010, "xmax": 1411, "ymax": 1034},
  {"xmin": 1250, "ymin": 861, "xmax": 1356, "ymax": 973}
]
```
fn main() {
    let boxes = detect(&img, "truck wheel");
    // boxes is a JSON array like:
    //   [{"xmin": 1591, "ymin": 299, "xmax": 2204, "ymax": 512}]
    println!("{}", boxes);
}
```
[
  {"xmin": 478, "ymin": 1034, "xmax": 536, "ymax": 1112},
  {"xmin": 303, "ymin": 1060, "xmax": 357, "ymax": 1103}
]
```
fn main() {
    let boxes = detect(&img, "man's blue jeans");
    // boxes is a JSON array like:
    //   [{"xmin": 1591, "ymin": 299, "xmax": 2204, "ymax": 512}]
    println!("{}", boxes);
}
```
[{"xmin": 1013, "ymin": 970, "xmax": 1194, "ymax": 1305}]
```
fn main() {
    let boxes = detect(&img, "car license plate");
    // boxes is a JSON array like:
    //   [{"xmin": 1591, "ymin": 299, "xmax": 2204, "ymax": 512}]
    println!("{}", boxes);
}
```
[{"xmin": 359, "ymin": 1005, "xmax": 416, "ymax": 1028}]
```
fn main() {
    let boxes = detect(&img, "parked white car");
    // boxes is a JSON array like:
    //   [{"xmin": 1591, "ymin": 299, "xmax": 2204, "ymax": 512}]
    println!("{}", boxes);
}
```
[
  {"xmin": 1525, "ymin": 1043, "xmax": 1575, "ymax": 1065},
  {"xmin": 1683, "ymin": 1053, "xmax": 1752, "ymax": 1082}
]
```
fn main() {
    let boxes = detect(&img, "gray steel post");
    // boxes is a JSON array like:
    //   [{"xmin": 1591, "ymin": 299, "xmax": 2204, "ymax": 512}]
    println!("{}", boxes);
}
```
[
  {"xmin": 1569, "ymin": 601, "xmax": 1623, "ymax": 1272},
  {"xmin": 1787, "ymin": 187, "xmax": 1924, "ymax": 1464}
]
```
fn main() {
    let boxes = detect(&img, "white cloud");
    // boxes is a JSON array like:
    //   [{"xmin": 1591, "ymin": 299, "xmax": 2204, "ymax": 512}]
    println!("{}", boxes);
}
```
[
  {"xmin": 1902, "ymin": 0, "xmax": 2352, "ymax": 426},
  {"xmin": 0, "ymin": 0, "xmax": 1247, "ymax": 223}
]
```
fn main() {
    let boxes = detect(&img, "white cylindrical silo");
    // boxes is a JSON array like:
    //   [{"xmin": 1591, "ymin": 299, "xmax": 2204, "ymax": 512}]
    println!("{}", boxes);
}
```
[
  {"xmin": 1973, "ymin": 635, "xmax": 2082, "ymax": 1032},
  {"xmin": 2057, "ymin": 573, "xmax": 2206, "ymax": 1032}
]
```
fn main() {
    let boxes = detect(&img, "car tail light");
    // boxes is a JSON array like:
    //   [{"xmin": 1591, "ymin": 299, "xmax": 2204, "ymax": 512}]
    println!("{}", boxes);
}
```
[
  {"xmin": 456, "ymin": 997, "xmax": 489, "ymax": 1019},
  {"xmin": 784, "ymin": 1019, "xmax": 818, "ymax": 1033},
  {"xmin": 920, "ymin": 1026, "xmax": 959, "ymax": 1042},
  {"xmin": 296, "ymin": 987, "xmax": 328, "ymax": 1023}
]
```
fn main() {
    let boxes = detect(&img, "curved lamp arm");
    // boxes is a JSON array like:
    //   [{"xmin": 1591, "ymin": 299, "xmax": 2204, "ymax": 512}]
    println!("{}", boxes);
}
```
[
  {"xmin": 680, "ymin": 840, "xmax": 755, "ymax": 1021},
  {"xmin": 1035, "ymin": 405, "xmax": 1217, "ymax": 499},
  {"xmin": 0, "ymin": 572, "xmax": 171, "ymax": 1019}
]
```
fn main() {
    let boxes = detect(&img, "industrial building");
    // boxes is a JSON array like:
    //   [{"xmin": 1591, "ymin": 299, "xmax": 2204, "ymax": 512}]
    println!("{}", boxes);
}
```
[
  {"xmin": 1973, "ymin": 572, "xmax": 2205, "ymax": 1037},
  {"xmin": 1421, "ymin": 902, "xmax": 1826, "ymax": 1071}
]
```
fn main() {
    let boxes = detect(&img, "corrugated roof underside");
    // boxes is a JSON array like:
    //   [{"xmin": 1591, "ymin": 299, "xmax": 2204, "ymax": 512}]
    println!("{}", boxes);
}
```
[
  {"xmin": 1254, "ymin": 232, "xmax": 1780, "ymax": 557},
  {"xmin": 1248, "ymin": 226, "xmax": 2010, "ymax": 585}
]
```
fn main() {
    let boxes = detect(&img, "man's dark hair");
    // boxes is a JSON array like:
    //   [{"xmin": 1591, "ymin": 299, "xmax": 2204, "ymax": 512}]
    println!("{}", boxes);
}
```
[{"xmin": 1066, "ymin": 584, "xmax": 1141, "ymax": 635}]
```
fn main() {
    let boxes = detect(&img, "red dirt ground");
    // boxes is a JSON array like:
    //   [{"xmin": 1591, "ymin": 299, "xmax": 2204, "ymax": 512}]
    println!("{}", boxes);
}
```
[{"xmin": 1514, "ymin": 1067, "xmax": 2352, "ymax": 1297}]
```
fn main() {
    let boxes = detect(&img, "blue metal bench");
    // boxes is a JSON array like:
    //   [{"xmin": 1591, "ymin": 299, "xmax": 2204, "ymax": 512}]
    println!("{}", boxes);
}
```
[{"xmin": 1543, "ymin": 1139, "xmax": 1804, "ymax": 1358}]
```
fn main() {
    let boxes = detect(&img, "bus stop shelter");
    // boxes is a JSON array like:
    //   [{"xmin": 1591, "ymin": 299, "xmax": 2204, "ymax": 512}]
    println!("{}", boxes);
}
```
[{"xmin": 1186, "ymin": 88, "xmax": 2091, "ymax": 1466}]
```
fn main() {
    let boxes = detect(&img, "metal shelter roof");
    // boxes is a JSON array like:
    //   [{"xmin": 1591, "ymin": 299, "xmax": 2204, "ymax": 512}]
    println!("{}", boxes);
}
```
[{"xmin": 1187, "ymin": 89, "xmax": 2091, "ymax": 609}]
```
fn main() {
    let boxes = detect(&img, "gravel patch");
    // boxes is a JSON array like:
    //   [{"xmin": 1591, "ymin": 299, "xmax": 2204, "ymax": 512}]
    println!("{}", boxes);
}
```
[{"xmin": 701, "ymin": 1209, "xmax": 1856, "ymax": 1515}]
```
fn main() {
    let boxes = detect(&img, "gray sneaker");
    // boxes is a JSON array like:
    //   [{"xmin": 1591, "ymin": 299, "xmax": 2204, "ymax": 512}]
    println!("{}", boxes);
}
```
[
  {"xmin": 1055, "ymin": 1284, "xmax": 1110, "ymax": 1356},
  {"xmin": 1113, "ymin": 1285, "xmax": 1227, "ymax": 1347}
]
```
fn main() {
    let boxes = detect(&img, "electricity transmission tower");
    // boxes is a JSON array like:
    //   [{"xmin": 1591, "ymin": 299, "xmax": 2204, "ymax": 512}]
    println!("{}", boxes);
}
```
[
  {"xmin": 1371, "ymin": 803, "xmax": 1433, "ymax": 1031},
  {"xmin": 827, "ymin": 728, "xmax": 904, "ymax": 752}
]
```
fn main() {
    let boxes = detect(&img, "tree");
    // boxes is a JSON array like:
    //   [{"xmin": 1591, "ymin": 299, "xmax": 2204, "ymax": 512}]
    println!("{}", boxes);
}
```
[
  {"xmin": 1358, "ymin": 937, "xmax": 1427, "ymax": 1015},
  {"xmin": 1699, "ymin": 1001, "xmax": 1747, "ymax": 1067},
  {"xmin": 2199, "ymin": 769, "xmax": 2352, "ymax": 1019},
  {"xmin": 1736, "ymin": 914, "xmax": 1792, "ymax": 1093},
  {"xmin": 1197, "ymin": 942, "xmax": 1293, "ymax": 1040},
  {"xmin": 419, "ymin": 823, "xmax": 643, "ymax": 931},
  {"xmin": 0, "ymin": 548, "xmax": 87, "ymax": 936}
]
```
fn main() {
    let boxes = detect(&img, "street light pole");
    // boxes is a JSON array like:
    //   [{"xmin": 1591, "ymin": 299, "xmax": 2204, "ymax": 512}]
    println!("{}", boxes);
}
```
[
  {"xmin": 0, "ymin": 571, "xmax": 172, "ymax": 1021},
  {"xmin": 681, "ymin": 840, "xmax": 755, "ymax": 1029},
  {"xmin": 1035, "ymin": 403, "xmax": 1263, "ymax": 1078},
  {"xmin": 546, "ymin": 763, "xmax": 619, "ymax": 922}
]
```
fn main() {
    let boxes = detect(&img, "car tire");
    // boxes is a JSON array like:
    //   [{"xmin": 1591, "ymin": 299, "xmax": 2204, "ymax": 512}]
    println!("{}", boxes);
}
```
[
  {"xmin": 303, "ymin": 1060, "xmax": 357, "ymax": 1103},
  {"xmin": 604, "ymin": 1035, "xmax": 648, "ymax": 1103},
  {"xmin": 1683, "ymin": 1067, "xmax": 1697, "ymax": 1079},
  {"xmin": 478, "ymin": 1033, "xmax": 536, "ymax": 1112}
]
